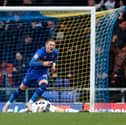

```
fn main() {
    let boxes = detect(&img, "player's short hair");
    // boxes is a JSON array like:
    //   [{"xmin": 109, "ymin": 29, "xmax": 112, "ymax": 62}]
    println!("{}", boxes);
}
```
[{"xmin": 46, "ymin": 39, "xmax": 55, "ymax": 44}]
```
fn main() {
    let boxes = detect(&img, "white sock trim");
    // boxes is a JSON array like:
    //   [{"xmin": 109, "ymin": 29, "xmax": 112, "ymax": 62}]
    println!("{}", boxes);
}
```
[{"xmin": 6, "ymin": 101, "xmax": 11, "ymax": 105}]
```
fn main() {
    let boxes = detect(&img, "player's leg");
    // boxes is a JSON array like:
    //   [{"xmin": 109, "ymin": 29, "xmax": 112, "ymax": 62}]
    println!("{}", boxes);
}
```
[
  {"xmin": 29, "ymin": 80, "xmax": 48, "ymax": 103},
  {"xmin": 52, "ymin": 106, "xmax": 65, "ymax": 112},
  {"xmin": 49, "ymin": 105, "xmax": 79, "ymax": 112},
  {"xmin": 19, "ymin": 108, "xmax": 29, "ymax": 112},
  {"xmin": 27, "ymin": 75, "xmax": 48, "ymax": 111},
  {"xmin": 2, "ymin": 83, "xmax": 27, "ymax": 112},
  {"xmin": 2, "ymin": 70, "xmax": 34, "ymax": 112},
  {"xmin": 64, "ymin": 108, "xmax": 79, "ymax": 112}
]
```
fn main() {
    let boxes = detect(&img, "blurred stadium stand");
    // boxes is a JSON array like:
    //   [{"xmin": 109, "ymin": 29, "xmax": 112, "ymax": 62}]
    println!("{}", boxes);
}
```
[
  {"xmin": 42, "ymin": 91, "xmax": 59, "ymax": 102},
  {"xmin": 60, "ymin": 91, "xmax": 80, "ymax": 103}
]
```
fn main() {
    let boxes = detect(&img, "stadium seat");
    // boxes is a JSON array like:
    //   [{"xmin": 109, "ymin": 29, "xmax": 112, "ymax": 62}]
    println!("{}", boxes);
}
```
[
  {"xmin": 60, "ymin": 91, "xmax": 80, "ymax": 103},
  {"xmin": 0, "ymin": 91, "xmax": 5, "ymax": 102},
  {"xmin": 42, "ymin": 91, "xmax": 59, "ymax": 102},
  {"xmin": 63, "ymin": 78, "xmax": 69, "ymax": 87},
  {"xmin": 55, "ymin": 78, "xmax": 70, "ymax": 87},
  {"xmin": 55, "ymin": 78, "xmax": 63, "ymax": 87}
]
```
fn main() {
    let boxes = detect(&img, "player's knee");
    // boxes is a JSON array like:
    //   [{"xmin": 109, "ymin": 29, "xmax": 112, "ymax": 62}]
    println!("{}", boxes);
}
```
[
  {"xmin": 16, "ymin": 87, "xmax": 25, "ymax": 95},
  {"xmin": 39, "ymin": 80, "xmax": 48, "ymax": 86},
  {"xmin": 40, "ymin": 83, "xmax": 47, "ymax": 91},
  {"xmin": 19, "ymin": 83, "xmax": 28, "ymax": 91}
]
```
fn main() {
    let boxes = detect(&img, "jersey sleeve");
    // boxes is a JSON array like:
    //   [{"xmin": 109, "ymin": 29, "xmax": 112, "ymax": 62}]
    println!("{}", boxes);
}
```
[{"xmin": 29, "ymin": 49, "xmax": 44, "ymax": 67}]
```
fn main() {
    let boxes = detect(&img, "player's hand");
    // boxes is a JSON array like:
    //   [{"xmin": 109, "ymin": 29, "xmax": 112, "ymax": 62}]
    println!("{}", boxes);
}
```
[
  {"xmin": 43, "ymin": 61, "xmax": 53, "ymax": 67},
  {"xmin": 51, "ymin": 67, "xmax": 56, "ymax": 73}
]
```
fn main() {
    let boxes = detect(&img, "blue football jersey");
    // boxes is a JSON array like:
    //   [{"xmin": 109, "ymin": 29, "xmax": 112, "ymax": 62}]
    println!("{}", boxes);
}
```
[{"xmin": 29, "ymin": 47, "xmax": 58, "ymax": 74}]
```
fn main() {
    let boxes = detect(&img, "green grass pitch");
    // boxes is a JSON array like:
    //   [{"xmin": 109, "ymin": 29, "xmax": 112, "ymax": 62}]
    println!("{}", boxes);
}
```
[{"xmin": 0, "ymin": 113, "xmax": 126, "ymax": 125}]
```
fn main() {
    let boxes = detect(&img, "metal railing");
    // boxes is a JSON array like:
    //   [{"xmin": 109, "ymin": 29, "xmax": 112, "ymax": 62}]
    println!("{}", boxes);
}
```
[
  {"xmin": 0, "ymin": 87, "xmax": 126, "ymax": 103},
  {"xmin": 0, "ymin": 87, "xmax": 79, "ymax": 102}
]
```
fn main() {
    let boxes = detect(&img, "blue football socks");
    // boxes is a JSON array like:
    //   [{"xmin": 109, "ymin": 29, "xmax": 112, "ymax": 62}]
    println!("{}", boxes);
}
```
[
  {"xmin": 8, "ymin": 88, "xmax": 24, "ymax": 103},
  {"xmin": 29, "ymin": 84, "xmax": 47, "ymax": 103}
]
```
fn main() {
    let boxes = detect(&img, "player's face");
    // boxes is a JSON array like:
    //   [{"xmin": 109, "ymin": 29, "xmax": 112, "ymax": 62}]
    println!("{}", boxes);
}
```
[{"xmin": 46, "ymin": 41, "xmax": 56, "ymax": 53}]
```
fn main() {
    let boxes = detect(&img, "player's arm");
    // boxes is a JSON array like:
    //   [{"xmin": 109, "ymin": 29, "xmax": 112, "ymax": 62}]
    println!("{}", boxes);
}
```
[
  {"xmin": 30, "ymin": 49, "xmax": 52, "ymax": 67},
  {"xmin": 19, "ymin": 108, "xmax": 29, "ymax": 112},
  {"xmin": 51, "ymin": 62, "xmax": 56, "ymax": 72},
  {"xmin": 49, "ymin": 104, "xmax": 79, "ymax": 112},
  {"xmin": 51, "ymin": 50, "xmax": 58, "ymax": 72}
]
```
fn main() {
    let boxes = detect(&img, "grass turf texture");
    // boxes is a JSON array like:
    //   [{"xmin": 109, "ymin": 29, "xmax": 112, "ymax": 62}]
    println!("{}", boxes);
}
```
[{"xmin": 0, "ymin": 113, "xmax": 126, "ymax": 125}]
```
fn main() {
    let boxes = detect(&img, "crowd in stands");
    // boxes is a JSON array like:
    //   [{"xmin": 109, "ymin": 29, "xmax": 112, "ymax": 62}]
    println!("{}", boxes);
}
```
[
  {"xmin": 109, "ymin": 10, "xmax": 126, "ymax": 87},
  {"xmin": 0, "ymin": 0, "xmax": 125, "ymax": 8},
  {"xmin": 86, "ymin": 0, "xmax": 126, "ymax": 10},
  {"xmin": 0, "ymin": 0, "xmax": 84, "ymax": 6},
  {"xmin": 108, "ymin": 7, "xmax": 126, "ymax": 102}
]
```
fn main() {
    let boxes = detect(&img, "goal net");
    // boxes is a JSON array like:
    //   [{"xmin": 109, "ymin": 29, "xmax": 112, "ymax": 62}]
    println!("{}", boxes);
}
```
[
  {"xmin": 0, "ymin": 7, "xmax": 96, "ymax": 111},
  {"xmin": 1, "ymin": 7, "xmax": 125, "ymax": 112}
]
